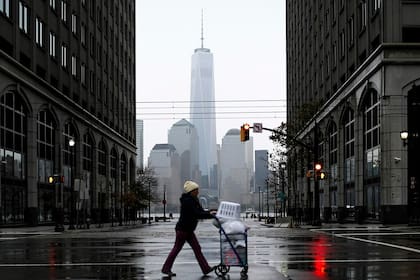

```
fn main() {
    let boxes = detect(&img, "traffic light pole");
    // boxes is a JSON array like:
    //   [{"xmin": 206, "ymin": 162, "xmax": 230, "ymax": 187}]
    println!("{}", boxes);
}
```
[
  {"xmin": 312, "ymin": 122, "xmax": 321, "ymax": 226},
  {"xmin": 246, "ymin": 123, "xmax": 322, "ymax": 225}
]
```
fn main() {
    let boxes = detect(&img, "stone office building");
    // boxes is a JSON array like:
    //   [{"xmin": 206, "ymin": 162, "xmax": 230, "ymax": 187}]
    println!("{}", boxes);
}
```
[
  {"xmin": 286, "ymin": 0, "xmax": 420, "ymax": 224},
  {"xmin": 0, "ymin": 0, "xmax": 136, "ymax": 226}
]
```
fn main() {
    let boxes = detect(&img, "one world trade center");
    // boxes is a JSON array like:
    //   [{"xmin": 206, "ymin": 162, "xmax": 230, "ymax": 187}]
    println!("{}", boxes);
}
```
[{"xmin": 190, "ymin": 25, "xmax": 218, "ymax": 194}]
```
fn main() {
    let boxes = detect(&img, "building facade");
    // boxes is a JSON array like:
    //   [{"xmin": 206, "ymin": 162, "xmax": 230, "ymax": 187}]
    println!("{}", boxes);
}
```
[
  {"xmin": 0, "ymin": 0, "xmax": 136, "ymax": 226},
  {"xmin": 286, "ymin": 0, "xmax": 420, "ymax": 224}
]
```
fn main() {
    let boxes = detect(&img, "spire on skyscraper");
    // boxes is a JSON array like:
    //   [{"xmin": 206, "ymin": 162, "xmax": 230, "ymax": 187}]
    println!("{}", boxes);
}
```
[{"xmin": 201, "ymin": 9, "xmax": 204, "ymax": 49}]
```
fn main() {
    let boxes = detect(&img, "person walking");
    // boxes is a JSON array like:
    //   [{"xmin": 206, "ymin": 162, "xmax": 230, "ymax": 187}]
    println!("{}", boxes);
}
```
[{"xmin": 162, "ymin": 180, "xmax": 216, "ymax": 277}]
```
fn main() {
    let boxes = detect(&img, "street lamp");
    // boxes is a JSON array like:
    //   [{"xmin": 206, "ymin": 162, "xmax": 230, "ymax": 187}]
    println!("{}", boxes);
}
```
[
  {"xmin": 68, "ymin": 138, "xmax": 75, "ymax": 230},
  {"xmin": 400, "ymin": 130, "xmax": 409, "ymax": 146}
]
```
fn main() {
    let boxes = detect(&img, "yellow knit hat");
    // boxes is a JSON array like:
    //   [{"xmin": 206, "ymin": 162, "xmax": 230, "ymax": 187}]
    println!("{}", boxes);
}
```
[{"xmin": 184, "ymin": 180, "xmax": 199, "ymax": 193}]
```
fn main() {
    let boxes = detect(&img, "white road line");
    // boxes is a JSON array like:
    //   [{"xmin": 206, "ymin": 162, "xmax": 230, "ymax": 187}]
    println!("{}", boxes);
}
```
[
  {"xmin": 338, "ymin": 232, "xmax": 420, "ymax": 236},
  {"xmin": 311, "ymin": 228, "xmax": 420, "ymax": 255},
  {"xmin": 1, "ymin": 259, "xmax": 420, "ymax": 267},
  {"xmin": 336, "ymin": 235, "xmax": 420, "ymax": 254},
  {"xmin": 311, "ymin": 227, "xmax": 392, "ymax": 232}
]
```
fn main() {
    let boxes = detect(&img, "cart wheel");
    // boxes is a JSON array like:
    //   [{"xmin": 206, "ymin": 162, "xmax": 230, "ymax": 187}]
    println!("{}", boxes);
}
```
[
  {"xmin": 240, "ymin": 266, "xmax": 248, "ymax": 279},
  {"xmin": 215, "ymin": 264, "xmax": 230, "ymax": 277}
]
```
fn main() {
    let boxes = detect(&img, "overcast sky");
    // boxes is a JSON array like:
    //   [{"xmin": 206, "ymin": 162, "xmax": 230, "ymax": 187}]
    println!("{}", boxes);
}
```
[{"xmin": 136, "ymin": 0, "xmax": 286, "ymax": 165}]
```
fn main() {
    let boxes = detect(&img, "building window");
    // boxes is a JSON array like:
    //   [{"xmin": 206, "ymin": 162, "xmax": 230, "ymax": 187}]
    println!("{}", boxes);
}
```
[
  {"xmin": 61, "ymin": 44, "xmax": 67, "ymax": 68},
  {"xmin": 0, "ymin": 0, "xmax": 11, "ymax": 17},
  {"xmin": 339, "ymin": 30, "xmax": 345, "ymax": 59},
  {"xmin": 359, "ymin": 0, "xmax": 367, "ymax": 31},
  {"xmin": 344, "ymin": 109, "xmax": 355, "ymax": 184},
  {"xmin": 89, "ymin": 71, "xmax": 95, "ymax": 93},
  {"xmin": 71, "ymin": 55, "xmax": 77, "ymax": 77},
  {"xmin": 348, "ymin": 15, "xmax": 354, "ymax": 47},
  {"xmin": 373, "ymin": 0, "xmax": 381, "ymax": 14},
  {"xmin": 81, "ymin": 63, "xmax": 86, "ymax": 85},
  {"xmin": 37, "ymin": 110, "xmax": 55, "ymax": 183},
  {"xmin": 49, "ymin": 0, "xmax": 55, "ymax": 10},
  {"xmin": 82, "ymin": 134, "xmax": 93, "ymax": 172},
  {"xmin": 364, "ymin": 91, "xmax": 381, "ymax": 178},
  {"xmin": 61, "ymin": 0, "xmax": 67, "ymax": 23},
  {"xmin": 98, "ymin": 141, "xmax": 106, "ymax": 176},
  {"xmin": 329, "ymin": 122, "xmax": 338, "ymax": 181},
  {"xmin": 71, "ymin": 13, "xmax": 77, "ymax": 34},
  {"xmin": 81, "ymin": 23, "xmax": 86, "ymax": 45},
  {"xmin": 35, "ymin": 18, "xmax": 44, "ymax": 47},
  {"xmin": 62, "ymin": 122, "xmax": 76, "ymax": 187},
  {"xmin": 18, "ymin": 1, "xmax": 29, "ymax": 34},
  {"xmin": 49, "ymin": 32, "xmax": 56, "ymax": 57},
  {"xmin": 0, "ymin": 91, "xmax": 27, "ymax": 180}
]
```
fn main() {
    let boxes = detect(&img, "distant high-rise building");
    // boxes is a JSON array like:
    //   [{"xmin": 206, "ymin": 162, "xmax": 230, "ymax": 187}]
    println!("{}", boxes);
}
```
[
  {"xmin": 190, "ymin": 24, "xmax": 217, "ymax": 192},
  {"xmin": 136, "ymin": 120, "xmax": 144, "ymax": 169},
  {"xmin": 148, "ymin": 144, "xmax": 181, "ymax": 213},
  {"xmin": 255, "ymin": 150, "xmax": 269, "ymax": 193},
  {"xmin": 219, "ymin": 129, "xmax": 253, "ymax": 206},
  {"xmin": 168, "ymin": 119, "xmax": 200, "ymax": 184}
]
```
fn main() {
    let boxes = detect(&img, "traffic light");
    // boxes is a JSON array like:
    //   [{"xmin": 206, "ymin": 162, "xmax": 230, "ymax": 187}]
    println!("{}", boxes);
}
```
[
  {"xmin": 48, "ymin": 175, "xmax": 65, "ymax": 184},
  {"xmin": 314, "ymin": 163, "xmax": 327, "ymax": 180},
  {"xmin": 240, "ymin": 123, "xmax": 250, "ymax": 142}
]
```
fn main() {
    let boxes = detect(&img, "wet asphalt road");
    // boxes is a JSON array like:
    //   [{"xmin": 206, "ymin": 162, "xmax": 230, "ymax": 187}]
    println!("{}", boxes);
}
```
[{"xmin": 1, "ymin": 219, "xmax": 420, "ymax": 280}]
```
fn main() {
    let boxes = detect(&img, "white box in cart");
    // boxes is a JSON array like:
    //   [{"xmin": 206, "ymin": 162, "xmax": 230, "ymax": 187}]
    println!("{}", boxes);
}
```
[{"xmin": 216, "ymin": 201, "xmax": 241, "ymax": 220}]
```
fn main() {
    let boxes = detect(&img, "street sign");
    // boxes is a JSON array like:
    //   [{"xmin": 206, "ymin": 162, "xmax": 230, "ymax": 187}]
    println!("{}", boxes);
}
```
[{"xmin": 253, "ymin": 123, "xmax": 263, "ymax": 133}]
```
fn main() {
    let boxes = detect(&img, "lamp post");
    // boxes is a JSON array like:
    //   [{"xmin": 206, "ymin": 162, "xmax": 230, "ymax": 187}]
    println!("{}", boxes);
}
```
[
  {"xmin": 258, "ymin": 186, "xmax": 261, "ymax": 221},
  {"xmin": 68, "ymin": 138, "xmax": 75, "ymax": 230},
  {"xmin": 280, "ymin": 162, "xmax": 287, "ymax": 218},
  {"xmin": 163, "ymin": 184, "xmax": 166, "ymax": 221},
  {"xmin": 401, "ymin": 130, "xmax": 409, "ymax": 146}
]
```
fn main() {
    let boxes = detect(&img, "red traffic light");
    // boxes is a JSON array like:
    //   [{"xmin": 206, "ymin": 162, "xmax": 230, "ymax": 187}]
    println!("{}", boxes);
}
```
[{"xmin": 314, "ymin": 163, "xmax": 322, "ymax": 171}]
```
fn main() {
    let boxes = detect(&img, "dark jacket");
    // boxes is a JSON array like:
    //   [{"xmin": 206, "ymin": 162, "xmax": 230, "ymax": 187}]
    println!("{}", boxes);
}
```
[{"xmin": 175, "ymin": 193, "xmax": 214, "ymax": 232}]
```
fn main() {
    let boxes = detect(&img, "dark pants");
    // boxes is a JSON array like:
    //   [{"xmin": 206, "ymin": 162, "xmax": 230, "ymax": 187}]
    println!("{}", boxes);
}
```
[{"xmin": 162, "ymin": 230, "xmax": 212, "ymax": 273}]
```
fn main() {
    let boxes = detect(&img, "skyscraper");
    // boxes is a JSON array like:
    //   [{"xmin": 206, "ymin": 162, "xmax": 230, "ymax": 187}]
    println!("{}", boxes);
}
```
[
  {"xmin": 190, "ymin": 20, "xmax": 217, "ymax": 192},
  {"xmin": 168, "ymin": 119, "xmax": 200, "ymax": 184},
  {"xmin": 136, "ymin": 120, "xmax": 144, "ymax": 169}
]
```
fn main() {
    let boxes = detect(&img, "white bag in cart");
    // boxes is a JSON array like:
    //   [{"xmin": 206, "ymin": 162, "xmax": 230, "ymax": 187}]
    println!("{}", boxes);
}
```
[{"xmin": 222, "ymin": 220, "xmax": 248, "ymax": 234}]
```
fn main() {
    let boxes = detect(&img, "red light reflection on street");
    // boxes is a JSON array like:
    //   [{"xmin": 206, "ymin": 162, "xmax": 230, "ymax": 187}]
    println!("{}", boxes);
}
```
[
  {"xmin": 311, "ymin": 236, "xmax": 328, "ymax": 278},
  {"xmin": 48, "ymin": 243, "xmax": 57, "ymax": 280}
]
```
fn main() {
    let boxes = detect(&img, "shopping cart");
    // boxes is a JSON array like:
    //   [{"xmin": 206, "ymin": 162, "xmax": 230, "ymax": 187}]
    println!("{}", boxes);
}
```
[{"xmin": 213, "ymin": 202, "xmax": 248, "ymax": 278}]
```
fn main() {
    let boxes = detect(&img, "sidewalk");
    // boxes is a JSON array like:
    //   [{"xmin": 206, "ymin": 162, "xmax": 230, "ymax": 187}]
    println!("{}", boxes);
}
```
[{"xmin": 0, "ymin": 220, "xmax": 153, "ymax": 234}]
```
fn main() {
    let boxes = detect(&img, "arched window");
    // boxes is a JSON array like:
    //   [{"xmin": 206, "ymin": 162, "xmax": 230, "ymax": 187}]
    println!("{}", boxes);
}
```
[
  {"xmin": 37, "ymin": 110, "xmax": 56, "ymax": 183},
  {"xmin": 0, "ymin": 92, "xmax": 26, "ymax": 179},
  {"xmin": 344, "ymin": 109, "xmax": 355, "ymax": 183},
  {"xmin": 82, "ymin": 133, "xmax": 93, "ymax": 172},
  {"xmin": 363, "ymin": 90, "xmax": 380, "ymax": 219},
  {"xmin": 329, "ymin": 122, "xmax": 338, "ymax": 182},
  {"xmin": 328, "ymin": 122, "xmax": 338, "ymax": 209},
  {"xmin": 364, "ymin": 91, "xmax": 380, "ymax": 178},
  {"xmin": 120, "ymin": 154, "xmax": 127, "ymax": 183},
  {"xmin": 63, "ymin": 122, "xmax": 76, "ymax": 187},
  {"xmin": 97, "ymin": 140, "xmax": 106, "ymax": 176},
  {"xmin": 343, "ymin": 108, "xmax": 355, "ymax": 208}
]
